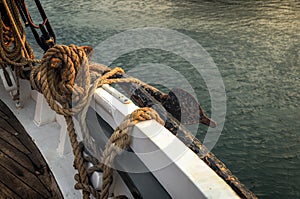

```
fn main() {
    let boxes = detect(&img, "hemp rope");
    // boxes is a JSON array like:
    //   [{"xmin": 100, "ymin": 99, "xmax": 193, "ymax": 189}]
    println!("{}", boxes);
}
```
[
  {"xmin": 0, "ymin": 0, "xmax": 34, "ymax": 66},
  {"xmin": 0, "ymin": 0, "xmax": 38, "ymax": 104},
  {"xmin": 99, "ymin": 107, "xmax": 164, "ymax": 199},
  {"xmin": 30, "ymin": 44, "xmax": 164, "ymax": 199}
]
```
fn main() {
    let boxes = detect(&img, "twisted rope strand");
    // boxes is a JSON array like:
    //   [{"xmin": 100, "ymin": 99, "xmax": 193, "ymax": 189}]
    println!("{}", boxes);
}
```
[
  {"xmin": 30, "ymin": 44, "xmax": 162, "ymax": 199},
  {"xmin": 99, "ymin": 108, "xmax": 164, "ymax": 199}
]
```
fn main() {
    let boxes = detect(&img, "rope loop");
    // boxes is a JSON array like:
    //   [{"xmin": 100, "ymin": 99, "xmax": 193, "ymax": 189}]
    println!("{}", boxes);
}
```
[
  {"xmin": 31, "ymin": 44, "xmax": 91, "ymax": 116},
  {"xmin": 99, "ymin": 107, "xmax": 164, "ymax": 199}
]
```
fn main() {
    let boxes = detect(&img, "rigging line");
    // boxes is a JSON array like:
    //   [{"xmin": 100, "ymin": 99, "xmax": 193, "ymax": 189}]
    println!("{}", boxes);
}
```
[
  {"xmin": 20, "ymin": 0, "xmax": 47, "ymax": 29},
  {"xmin": 2, "ymin": 0, "xmax": 30, "ymax": 58}
]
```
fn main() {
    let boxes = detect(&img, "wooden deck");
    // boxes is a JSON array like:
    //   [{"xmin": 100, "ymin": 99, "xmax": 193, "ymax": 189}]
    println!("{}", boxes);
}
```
[{"xmin": 0, "ymin": 100, "xmax": 63, "ymax": 199}]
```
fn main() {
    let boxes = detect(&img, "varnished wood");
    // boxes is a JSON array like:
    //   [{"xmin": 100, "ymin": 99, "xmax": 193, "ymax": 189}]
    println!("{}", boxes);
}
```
[
  {"xmin": 0, "ymin": 100, "xmax": 63, "ymax": 199},
  {"xmin": 0, "ymin": 181, "xmax": 22, "ymax": 199}
]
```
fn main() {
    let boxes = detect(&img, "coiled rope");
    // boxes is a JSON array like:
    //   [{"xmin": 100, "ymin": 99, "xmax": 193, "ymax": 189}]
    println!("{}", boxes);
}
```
[
  {"xmin": 30, "ymin": 44, "xmax": 163, "ymax": 199},
  {"xmin": 0, "ymin": 0, "xmax": 34, "ymax": 67},
  {"xmin": 0, "ymin": 0, "xmax": 40, "ymax": 104}
]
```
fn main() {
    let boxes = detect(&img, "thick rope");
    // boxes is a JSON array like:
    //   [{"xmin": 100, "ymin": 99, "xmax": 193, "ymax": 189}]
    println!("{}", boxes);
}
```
[
  {"xmin": 0, "ymin": 0, "xmax": 34, "ymax": 66},
  {"xmin": 99, "ymin": 107, "xmax": 164, "ymax": 199},
  {"xmin": 30, "ymin": 44, "xmax": 162, "ymax": 199},
  {"xmin": 0, "ymin": 0, "xmax": 36, "ymax": 104},
  {"xmin": 1, "ymin": 0, "xmax": 30, "ymax": 58}
]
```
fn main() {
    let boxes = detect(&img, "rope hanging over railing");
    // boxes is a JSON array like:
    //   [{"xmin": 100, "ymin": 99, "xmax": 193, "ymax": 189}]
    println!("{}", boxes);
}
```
[
  {"xmin": 100, "ymin": 107, "xmax": 164, "ymax": 199},
  {"xmin": 30, "ymin": 44, "xmax": 163, "ymax": 199}
]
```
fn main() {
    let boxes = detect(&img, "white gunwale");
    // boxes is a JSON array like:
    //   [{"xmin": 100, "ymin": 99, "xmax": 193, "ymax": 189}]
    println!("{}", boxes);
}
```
[{"xmin": 0, "ymin": 79, "xmax": 240, "ymax": 199}]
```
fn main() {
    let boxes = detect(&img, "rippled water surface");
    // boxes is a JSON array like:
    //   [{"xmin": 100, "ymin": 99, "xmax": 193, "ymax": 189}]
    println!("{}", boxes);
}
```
[{"xmin": 26, "ymin": 0, "xmax": 300, "ymax": 198}]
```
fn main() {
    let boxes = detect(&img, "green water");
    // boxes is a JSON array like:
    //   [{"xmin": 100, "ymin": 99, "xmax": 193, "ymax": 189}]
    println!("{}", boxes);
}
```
[{"xmin": 26, "ymin": 0, "xmax": 300, "ymax": 198}]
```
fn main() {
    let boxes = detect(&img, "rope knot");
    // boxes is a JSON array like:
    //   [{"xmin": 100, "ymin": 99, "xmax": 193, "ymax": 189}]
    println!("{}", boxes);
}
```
[
  {"xmin": 32, "ymin": 44, "xmax": 93, "ymax": 116},
  {"xmin": 130, "ymin": 107, "xmax": 165, "ymax": 126}
]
